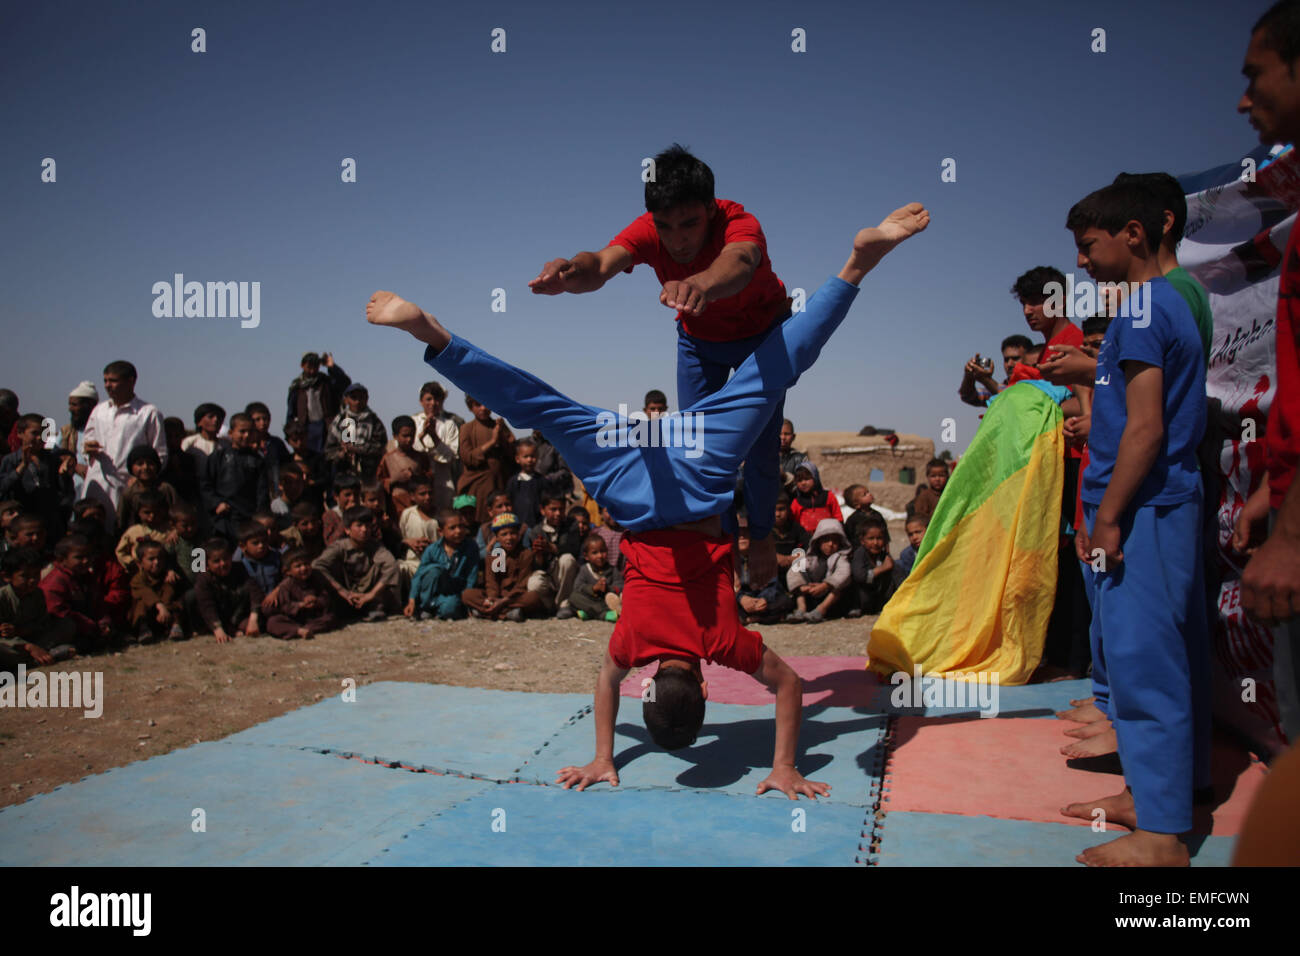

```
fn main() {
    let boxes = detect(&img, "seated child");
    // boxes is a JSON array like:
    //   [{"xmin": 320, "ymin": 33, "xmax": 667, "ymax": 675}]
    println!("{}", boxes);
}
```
[
  {"xmin": 786, "ymin": 518, "xmax": 853, "ymax": 623},
  {"xmin": 281, "ymin": 501, "xmax": 326, "ymax": 561},
  {"xmin": 398, "ymin": 476, "xmax": 441, "ymax": 578},
  {"xmin": 115, "ymin": 491, "xmax": 171, "ymax": 572},
  {"xmin": 907, "ymin": 458, "xmax": 950, "ymax": 521},
  {"xmin": 850, "ymin": 515, "xmax": 895, "ymax": 615},
  {"xmin": 360, "ymin": 482, "xmax": 406, "ymax": 562},
  {"xmin": 185, "ymin": 537, "xmax": 263, "ymax": 643},
  {"xmin": 790, "ymin": 461, "xmax": 843, "ymax": 534},
  {"xmin": 4, "ymin": 512, "xmax": 46, "ymax": 558},
  {"xmin": 0, "ymin": 414, "xmax": 74, "ymax": 542},
  {"xmin": 39, "ymin": 533, "xmax": 115, "ymax": 651},
  {"xmin": 0, "ymin": 499, "xmax": 24, "ymax": 541},
  {"xmin": 251, "ymin": 509, "xmax": 284, "ymax": 552},
  {"xmin": 128, "ymin": 538, "xmax": 187, "ymax": 642},
  {"xmin": 506, "ymin": 438, "xmax": 543, "ymax": 527},
  {"xmin": 168, "ymin": 503, "xmax": 204, "ymax": 589},
  {"xmin": 567, "ymin": 505, "xmax": 591, "ymax": 540},
  {"xmin": 377, "ymin": 415, "xmax": 431, "ymax": 517},
  {"xmin": 260, "ymin": 547, "xmax": 338, "ymax": 639},
  {"xmin": 116, "ymin": 446, "xmax": 180, "ymax": 531},
  {"xmin": 270, "ymin": 462, "xmax": 308, "ymax": 527},
  {"xmin": 475, "ymin": 491, "xmax": 515, "ymax": 553},
  {"xmin": 312, "ymin": 505, "xmax": 401, "ymax": 621},
  {"xmin": 369, "ymin": 199, "xmax": 928, "ymax": 797},
  {"xmin": 772, "ymin": 492, "xmax": 811, "ymax": 591},
  {"xmin": 569, "ymin": 533, "xmax": 623, "ymax": 622},
  {"xmin": 893, "ymin": 514, "xmax": 928, "ymax": 586},
  {"xmin": 405, "ymin": 510, "xmax": 479, "ymax": 621},
  {"xmin": 322, "ymin": 473, "xmax": 360, "ymax": 544},
  {"xmin": 1, "ymin": 548, "xmax": 76, "ymax": 667},
  {"xmin": 461, "ymin": 512, "xmax": 545, "ymax": 622},
  {"xmin": 69, "ymin": 517, "xmax": 130, "ymax": 632},
  {"xmin": 525, "ymin": 494, "xmax": 582, "ymax": 616},
  {"xmin": 842, "ymin": 483, "xmax": 884, "ymax": 545},
  {"xmin": 591, "ymin": 505, "xmax": 625, "ymax": 572},
  {"xmin": 733, "ymin": 514, "xmax": 793, "ymax": 626},
  {"xmin": 235, "ymin": 522, "xmax": 282, "ymax": 597},
  {"xmin": 453, "ymin": 493, "xmax": 479, "ymax": 542}
]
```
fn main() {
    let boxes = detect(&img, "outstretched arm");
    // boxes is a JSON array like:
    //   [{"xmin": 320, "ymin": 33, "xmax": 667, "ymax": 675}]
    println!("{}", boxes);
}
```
[
  {"xmin": 751, "ymin": 647, "xmax": 830, "ymax": 800},
  {"xmin": 557, "ymin": 650, "xmax": 629, "ymax": 790},
  {"xmin": 530, "ymin": 246, "xmax": 633, "ymax": 295},
  {"xmin": 663, "ymin": 241, "xmax": 763, "ymax": 316}
]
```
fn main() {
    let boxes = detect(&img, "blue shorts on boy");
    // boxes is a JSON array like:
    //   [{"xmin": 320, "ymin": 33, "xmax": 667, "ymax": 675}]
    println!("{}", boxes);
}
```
[{"xmin": 1080, "ymin": 276, "xmax": 1209, "ymax": 834}]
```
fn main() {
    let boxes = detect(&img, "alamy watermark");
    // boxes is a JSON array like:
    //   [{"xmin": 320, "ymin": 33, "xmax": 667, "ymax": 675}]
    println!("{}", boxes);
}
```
[
  {"xmin": 152, "ymin": 273, "xmax": 260, "ymax": 328},
  {"xmin": 596, "ymin": 405, "xmax": 705, "ymax": 459},
  {"xmin": 1041, "ymin": 274, "xmax": 1149, "ymax": 327},
  {"xmin": 889, "ymin": 667, "xmax": 1000, "ymax": 718},
  {"xmin": 0, "ymin": 665, "xmax": 103, "ymax": 718}
]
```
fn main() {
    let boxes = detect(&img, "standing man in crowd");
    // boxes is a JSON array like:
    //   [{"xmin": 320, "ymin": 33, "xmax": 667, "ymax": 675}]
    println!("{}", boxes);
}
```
[{"xmin": 82, "ymin": 361, "xmax": 168, "ymax": 532}]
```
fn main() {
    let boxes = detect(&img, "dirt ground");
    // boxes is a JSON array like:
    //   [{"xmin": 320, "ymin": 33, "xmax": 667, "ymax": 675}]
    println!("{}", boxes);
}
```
[{"xmin": 0, "ymin": 613, "xmax": 877, "ymax": 810}]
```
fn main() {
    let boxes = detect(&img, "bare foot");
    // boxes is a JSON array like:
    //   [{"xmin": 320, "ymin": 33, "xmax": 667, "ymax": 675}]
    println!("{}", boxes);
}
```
[
  {"xmin": 1071, "ymin": 696, "xmax": 1096, "ymax": 707},
  {"xmin": 839, "ymin": 204, "xmax": 930, "ymax": 285},
  {"xmin": 1061, "ymin": 727, "xmax": 1118, "ymax": 758},
  {"xmin": 1065, "ymin": 718, "xmax": 1112, "ymax": 739},
  {"xmin": 366, "ymin": 290, "xmax": 451, "ymax": 350},
  {"xmin": 1056, "ymin": 701, "xmax": 1106, "ymax": 723},
  {"xmin": 1062, "ymin": 789, "xmax": 1136, "ymax": 830},
  {"xmin": 296, "ymin": 627, "xmax": 311, "ymax": 640},
  {"xmin": 1078, "ymin": 830, "xmax": 1189, "ymax": 867}
]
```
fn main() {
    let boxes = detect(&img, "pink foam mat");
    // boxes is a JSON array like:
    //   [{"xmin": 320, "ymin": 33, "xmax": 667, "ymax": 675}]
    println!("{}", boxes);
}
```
[
  {"xmin": 881, "ymin": 716, "xmax": 1266, "ymax": 836},
  {"xmin": 619, "ymin": 656, "xmax": 877, "ymax": 707}
]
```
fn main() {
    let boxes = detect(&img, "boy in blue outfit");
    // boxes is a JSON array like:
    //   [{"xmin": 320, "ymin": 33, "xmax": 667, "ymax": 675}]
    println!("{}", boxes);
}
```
[
  {"xmin": 370, "ymin": 203, "xmax": 928, "ymax": 799},
  {"xmin": 1059, "ymin": 181, "xmax": 1210, "ymax": 867},
  {"xmin": 404, "ymin": 510, "xmax": 480, "ymax": 621}
]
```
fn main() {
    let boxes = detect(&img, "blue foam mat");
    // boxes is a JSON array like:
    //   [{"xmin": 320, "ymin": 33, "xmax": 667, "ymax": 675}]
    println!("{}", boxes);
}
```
[
  {"xmin": 367, "ymin": 785, "xmax": 868, "ymax": 866},
  {"xmin": 873, "ymin": 811, "xmax": 1236, "ymax": 867},
  {"xmin": 0, "ymin": 742, "xmax": 490, "ymax": 866},
  {"xmin": 529, "ymin": 701, "xmax": 887, "ymax": 806},
  {"xmin": 225, "ymin": 682, "xmax": 591, "ymax": 779}
]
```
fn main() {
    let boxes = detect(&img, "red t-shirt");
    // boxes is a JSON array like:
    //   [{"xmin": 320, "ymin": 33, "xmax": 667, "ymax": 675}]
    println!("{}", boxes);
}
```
[
  {"xmin": 790, "ymin": 492, "xmax": 844, "ymax": 534},
  {"xmin": 607, "ymin": 529, "xmax": 765, "ymax": 673},
  {"xmin": 1268, "ymin": 228, "xmax": 1300, "ymax": 509},
  {"xmin": 609, "ymin": 199, "xmax": 788, "ymax": 342},
  {"xmin": 1045, "ymin": 322, "xmax": 1085, "ymax": 460}
]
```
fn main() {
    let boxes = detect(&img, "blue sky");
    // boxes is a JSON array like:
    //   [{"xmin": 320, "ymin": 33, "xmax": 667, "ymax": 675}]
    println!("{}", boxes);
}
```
[{"xmin": 0, "ymin": 0, "xmax": 1268, "ymax": 454}]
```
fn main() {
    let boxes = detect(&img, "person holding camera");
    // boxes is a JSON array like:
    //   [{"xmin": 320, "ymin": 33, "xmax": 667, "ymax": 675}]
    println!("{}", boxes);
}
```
[{"xmin": 958, "ymin": 334, "xmax": 1033, "ymax": 408}]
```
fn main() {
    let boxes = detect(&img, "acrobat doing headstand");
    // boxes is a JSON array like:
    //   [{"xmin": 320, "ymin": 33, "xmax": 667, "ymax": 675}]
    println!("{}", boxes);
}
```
[{"xmin": 367, "ymin": 203, "xmax": 929, "ymax": 799}]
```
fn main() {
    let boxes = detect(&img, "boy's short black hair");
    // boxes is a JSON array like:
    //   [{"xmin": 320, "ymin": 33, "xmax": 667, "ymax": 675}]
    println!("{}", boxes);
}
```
[
  {"xmin": 487, "ymin": 491, "xmax": 511, "ymax": 508},
  {"xmin": 10, "ymin": 512, "xmax": 43, "ymax": 531},
  {"xmin": 333, "ymin": 473, "xmax": 361, "ymax": 493},
  {"xmin": 842, "ymin": 483, "xmax": 866, "ymax": 501},
  {"xmin": 252, "ymin": 509, "xmax": 276, "ymax": 524},
  {"xmin": 301, "ymin": 352, "xmax": 321, "ymax": 367},
  {"xmin": 170, "ymin": 501, "xmax": 198, "ymax": 521},
  {"xmin": 392, "ymin": 414, "xmax": 415, "ymax": 434},
  {"xmin": 126, "ymin": 445, "xmax": 161, "ymax": 470},
  {"xmin": 1000, "ymin": 334, "xmax": 1034, "ymax": 352},
  {"xmin": 16, "ymin": 412, "xmax": 44, "ymax": 431},
  {"xmin": 134, "ymin": 537, "xmax": 165, "ymax": 558},
  {"xmin": 1113, "ymin": 171, "xmax": 1186, "ymax": 246},
  {"xmin": 644, "ymin": 389, "xmax": 668, "ymax": 407},
  {"xmin": 775, "ymin": 492, "xmax": 792, "ymax": 506},
  {"xmin": 567, "ymin": 505, "xmax": 589, "ymax": 520},
  {"xmin": 580, "ymin": 533, "xmax": 606, "ymax": 553},
  {"xmin": 54, "ymin": 534, "xmax": 91, "ymax": 560},
  {"xmin": 925, "ymin": 458, "xmax": 948, "ymax": 474},
  {"xmin": 204, "ymin": 537, "xmax": 233, "ymax": 558},
  {"xmin": 228, "ymin": 411, "xmax": 254, "ymax": 429},
  {"xmin": 419, "ymin": 380, "xmax": 447, "ymax": 401},
  {"xmin": 281, "ymin": 547, "xmax": 311, "ymax": 569},
  {"xmin": 1082, "ymin": 314, "xmax": 1112, "ymax": 337},
  {"xmin": 1065, "ymin": 182, "xmax": 1165, "ymax": 255},
  {"xmin": 237, "ymin": 521, "xmax": 267, "ymax": 544},
  {"xmin": 464, "ymin": 395, "xmax": 481, "ymax": 411},
  {"xmin": 1010, "ymin": 267, "xmax": 1067, "ymax": 305},
  {"xmin": 409, "ymin": 474, "xmax": 434, "ymax": 490},
  {"xmin": 342, "ymin": 505, "xmax": 374, "ymax": 528},
  {"xmin": 194, "ymin": 402, "xmax": 226, "ymax": 426},
  {"xmin": 539, "ymin": 493, "xmax": 565, "ymax": 508},
  {"xmin": 359, "ymin": 480, "xmax": 385, "ymax": 500},
  {"xmin": 72, "ymin": 498, "xmax": 104, "ymax": 518},
  {"xmin": 2, "ymin": 547, "xmax": 43, "ymax": 575},
  {"xmin": 244, "ymin": 401, "xmax": 270, "ymax": 418},
  {"xmin": 642, "ymin": 666, "xmax": 707, "ymax": 750},
  {"xmin": 1254, "ymin": 0, "xmax": 1300, "ymax": 64},
  {"xmin": 515, "ymin": 437, "xmax": 537, "ymax": 452},
  {"xmin": 284, "ymin": 420, "xmax": 306, "ymax": 440},
  {"xmin": 858, "ymin": 514, "xmax": 890, "ymax": 542},
  {"xmin": 644, "ymin": 144, "xmax": 715, "ymax": 214},
  {"xmin": 103, "ymin": 360, "xmax": 137, "ymax": 381},
  {"xmin": 905, "ymin": 513, "xmax": 930, "ymax": 528},
  {"xmin": 135, "ymin": 490, "xmax": 168, "ymax": 514},
  {"xmin": 278, "ymin": 461, "xmax": 304, "ymax": 481},
  {"xmin": 290, "ymin": 501, "xmax": 323, "ymax": 519}
]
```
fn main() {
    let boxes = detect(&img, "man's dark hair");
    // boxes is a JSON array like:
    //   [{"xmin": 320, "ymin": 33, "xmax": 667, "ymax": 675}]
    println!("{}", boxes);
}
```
[
  {"xmin": 1010, "ymin": 267, "xmax": 1067, "ymax": 304},
  {"xmin": 16, "ymin": 412, "xmax": 44, "ymax": 431},
  {"xmin": 645, "ymin": 144, "xmax": 715, "ymax": 214},
  {"xmin": 1000, "ymin": 334, "xmax": 1034, "ymax": 353},
  {"xmin": 301, "ymin": 352, "xmax": 321, "ymax": 367},
  {"xmin": 1, "ymin": 547, "xmax": 43, "ymax": 575},
  {"xmin": 391, "ymin": 414, "xmax": 415, "ymax": 434},
  {"xmin": 1113, "ymin": 171, "xmax": 1186, "ymax": 246},
  {"xmin": 419, "ymin": 381, "xmax": 447, "ymax": 401},
  {"xmin": 193, "ymin": 402, "xmax": 226, "ymax": 427},
  {"xmin": 126, "ymin": 445, "xmax": 161, "ymax": 470},
  {"xmin": 642, "ymin": 667, "xmax": 707, "ymax": 750},
  {"xmin": 342, "ymin": 505, "xmax": 374, "ymax": 528},
  {"xmin": 1082, "ymin": 314, "xmax": 1112, "ymax": 337},
  {"xmin": 0, "ymin": 390, "xmax": 17, "ymax": 411},
  {"xmin": 1065, "ymin": 182, "xmax": 1165, "ymax": 255},
  {"xmin": 1254, "ymin": 0, "xmax": 1300, "ymax": 64},
  {"xmin": 644, "ymin": 389, "xmax": 668, "ymax": 408},
  {"xmin": 245, "ymin": 401, "xmax": 271, "ymax": 418},
  {"xmin": 103, "ymin": 360, "xmax": 137, "ymax": 381}
]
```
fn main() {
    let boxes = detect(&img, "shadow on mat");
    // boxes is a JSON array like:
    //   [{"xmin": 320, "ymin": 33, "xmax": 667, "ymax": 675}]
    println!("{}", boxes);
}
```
[{"xmin": 611, "ymin": 704, "xmax": 886, "ymax": 790}]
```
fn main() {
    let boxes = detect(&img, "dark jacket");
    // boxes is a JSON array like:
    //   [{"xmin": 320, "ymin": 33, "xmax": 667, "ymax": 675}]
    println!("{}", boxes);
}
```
[
  {"xmin": 286, "ymin": 364, "xmax": 351, "ymax": 427},
  {"xmin": 201, "ymin": 446, "xmax": 270, "ymax": 527}
]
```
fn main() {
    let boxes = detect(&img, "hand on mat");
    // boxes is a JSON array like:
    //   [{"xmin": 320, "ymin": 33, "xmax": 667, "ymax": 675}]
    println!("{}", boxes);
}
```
[
  {"xmin": 757, "ymin": 766, "xmax": 830, "ymax": 801},
  {"xmin": 556, "ymin": 757, "xmax": 619, "ymax": 791}
]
